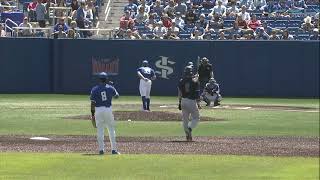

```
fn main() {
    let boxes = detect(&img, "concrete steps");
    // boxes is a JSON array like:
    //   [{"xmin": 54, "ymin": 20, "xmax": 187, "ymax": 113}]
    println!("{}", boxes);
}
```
[{"xmin": 97, "ymin": 0, "xmax": 128, "ymax": 31}]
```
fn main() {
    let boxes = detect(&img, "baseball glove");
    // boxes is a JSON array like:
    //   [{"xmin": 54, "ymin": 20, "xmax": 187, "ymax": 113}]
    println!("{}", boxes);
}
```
[{"xmin": 91, "ymin": 115, "xmax": 96, "ymax": 128}]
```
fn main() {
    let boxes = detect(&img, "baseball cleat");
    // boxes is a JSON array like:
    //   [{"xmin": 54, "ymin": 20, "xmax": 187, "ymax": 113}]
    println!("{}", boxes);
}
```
[
  {"xmin": 111, "ymin": 150, "xmax": 121, "ymax": 155},
  {"xmin": 185, "ymin": 128, "xmax": 192, "ymax": 142},
  {"xmin": 99, "ymin": 150, "xmax": 104, "ymax": 155}
]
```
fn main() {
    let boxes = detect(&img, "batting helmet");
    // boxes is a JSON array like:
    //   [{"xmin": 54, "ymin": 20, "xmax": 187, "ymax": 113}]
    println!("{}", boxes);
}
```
[
  {"xmin": 142, "ymin": 60, "xmax": 149, "ymax": 67},
  {"xmin": 98, "ymin": 72, "xmax": 108, "ymax": 79},
  {"xmin": 184, "ymin": 66, "xmax": 193, "ymax": 77}
]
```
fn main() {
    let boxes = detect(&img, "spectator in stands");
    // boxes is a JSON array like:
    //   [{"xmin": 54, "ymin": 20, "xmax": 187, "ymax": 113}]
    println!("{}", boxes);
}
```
[
  {"xmin": 211, "ymin": 0, "xmax": 227, "ymax": 17},
  {"xmin": 255, "ymin": 27, "xmax": 269, "ymax": 39},
  {"xmin": 138, "ymin": 0, "xmax": 150, "ymax": 14},
  {"xmin": 197, "ymin": 14, "xmax": 207, "ymax": 29},
  {"xmin": 236, "ymin": 14, "xmax": 247, "ymax": 28},
  {"xmin": 76, "ymin": 3, "xmax": 86, "ymax": 30},
  {"xmin": 113, "ymin": 28, "xmax": 126, "ymax": 39},
  {"xmin": 313, "ymin": 13, "xmax": 319, "ymax": 29},
  {"xmin": 240, "ymin": 0, "xmax": 255, "ymax": 10},
  {"xmin": 238, "ymin": 5, "xmax": 251, "ymax": 21},
  {"xmin": 301, "ymin": 16, "xmax": 315, "ymax": 32},
  {"xmin": 124, "ymin": 0, "xmax": 138, "ymax": 15},
  {"xmin": 164, "ymin": 0, "xmax": 176, "ymax": 18},
  {"xmin": 153, "ymin": 21, "xmax": 167, "ymax": 39},
  {"xmin": 309, "ymin": 28, "xmax": 319, "ymax": 40},
  {"xmin": 163, "ymin": 27, "xmax": 180, "ymax": 39},
  {"xmin": 191, "ymin": 0, "xmax": 204, "ymax": 10},
  {"xmin": 269, "ymin": 30, "xmax": 280, "ymax": 40},
  {"xmin": 145, "ymin": 13, "xmax": 156, "ymax": 30},
  {"xmin": 202, "ymin": 0, "xmax": 215, "ymax": 10},
  {"xmin": 171, "ymin": 21, "xmax": 180, "ymax": 35},
  {"xmin": 254, "ymin": 0, "xmax": 267, "ymax": 10},
  {"xmin": 191, "ymin": 29, "xmax": 204, "ymax": 39},
  {"xmin": 125, "ymin": 29, "xmax": 141, "ymax": 39},
  {"xmin": 203, "ymin": 30, "xmax": 214, "ymax": 40},
  {"xmin": 120, "ymin": 10, "xmax": 135, "ymax": 29},
  {"xmin": 135, "ymin": 6, "xmax": 149, "ymax": 23},
  {"xmin": 175, "ymin": 0, "xmax": 187, "ymax": 16},
  {"xmin": 67, "ymin": 29, "xmax": 80, "ymax": 38},
  {"xmin": 261, "ymin": 21, "xmax": 281, "ymax": 34},
  {"xmin": 161, "ymin": 14, "xmax": 172, "ymax": 28},
  {"xmin": 18, "ymin": 17, "xmax": 33, "ymax": 37},
  {"xmin": 220, "ymin": 21, "xmax": 243, "ymax": 39},
  {"xmin": 185, "ymin": 9, "xmax": 197, "ymax": 25},
  {"xmin": 215, "ymin": 0, "xmax": 228, "ymax": 6},
  {"xmin": 227, "ymin": 0, "xmax": 239, "ymax": 17},
  {"xmin": 206, "ymin": 13, "xmax": 223, "ymax": 32},
  {"xmin": 54, "ymin": 18, "xmax": 69, "ymax": 32},
  {"xmin": 71, "ymin": 0, "xmax": 79, "ymax": 11},
  {"xmin": 45, "ymin": 0, "xmax": 54, "ymax": 24},
  {"xmin": 87, "ymin": 1, "xmax": 98, "ymax": 26},
  {"xmin": 192, "ymin": 21, "xmax": 205, "ymax": 35},
  {"xmin": 294, "ymin": 0, "xmax": 307, "ymax": 10},
  {"xmin": 0, "ymin": 0, "xmax": 12, "ymax": 12},
  {"xmin": 247, "ymin": 14, "xmax": 261, "ymax": 31},
  {"xmin": 173, "ymin": 12, "xmax": 185, "ymax": 29},
  {"xmin": 0, "ymin": 24, "xmax": 6, "ymax": 37},
  {"xmin": 217, "ymin": 31, "xmax": 227, "ymax": 40},
  {"xmin": 262, "ymin": 0, "xmax": 281, "ymax": 16},
  {"xmin": 55, "ymin": 0, "xmax": 67, "ymax": 23},
  {"xmin": 151, "ymin": 0, "xmax": 163, "ymax": 17},
  {"xmin": 52, "ymin": 24, "xmax": 67, "ymax": 38},
  {"xmin": 36, "ymin": 0, "xmax": 47, "ymax": 28},
  {"xmin": 28, "ymin": 0, "xmax": 38, "ymax": 22},
  {"xmin": 280, "ymin": 29, "xmax": 294, "ymax": 40}
]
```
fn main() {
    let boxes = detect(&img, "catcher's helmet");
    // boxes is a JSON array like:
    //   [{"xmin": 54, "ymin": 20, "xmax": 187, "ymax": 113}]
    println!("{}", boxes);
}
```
[{"xmin": 98, "ymin": 72, "xmax": 108, "ymax": 79}]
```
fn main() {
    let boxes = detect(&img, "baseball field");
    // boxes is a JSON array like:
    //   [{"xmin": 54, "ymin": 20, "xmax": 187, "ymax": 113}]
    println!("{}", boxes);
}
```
[{"xmin": 0, "ymin": 94, "xmax": 319, "ymax": 180}]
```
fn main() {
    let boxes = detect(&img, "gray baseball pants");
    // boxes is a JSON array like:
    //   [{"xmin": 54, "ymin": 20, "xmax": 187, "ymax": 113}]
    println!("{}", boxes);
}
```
[{"xmin": 181, "ymin": 98, "xmax": 200, "ymax": 132}]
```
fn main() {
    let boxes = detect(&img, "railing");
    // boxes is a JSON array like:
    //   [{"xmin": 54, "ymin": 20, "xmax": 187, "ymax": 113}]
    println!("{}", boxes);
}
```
[
  {"xmin": 48, "ymin": 7, "xmax": 72, "ymax": 25},
  {"xmin": 10, "ymin": 26, "xmax": 114, "ymax": 39},
  {"xmin": 4, "ymin": 18, "xmax": 18, "ymax": 36}
]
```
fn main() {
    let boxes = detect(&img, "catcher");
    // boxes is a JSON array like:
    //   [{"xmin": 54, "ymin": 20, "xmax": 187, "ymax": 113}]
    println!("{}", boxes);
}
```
[{"xmin": 201, "ymin": 78, "xmax": 222, "ymax": 107}]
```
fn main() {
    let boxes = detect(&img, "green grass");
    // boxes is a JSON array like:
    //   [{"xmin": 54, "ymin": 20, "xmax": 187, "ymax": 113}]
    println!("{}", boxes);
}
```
[
  {"xmin": 0, "ymin": 153, "xmax": 318, "ymax": 180},
  {"xmin": 0, "ymin": 94, "xmax": 319, "ymax": 179},
  {"xmin": 0, "ymin": 94, "xmax": 319, "ymax": 136}
]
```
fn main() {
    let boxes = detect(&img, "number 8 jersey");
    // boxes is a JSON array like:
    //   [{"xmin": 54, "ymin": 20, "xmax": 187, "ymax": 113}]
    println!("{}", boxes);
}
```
[{"xmin": 90, "ymin": 84, "xmax": 119, "ymax": 107}]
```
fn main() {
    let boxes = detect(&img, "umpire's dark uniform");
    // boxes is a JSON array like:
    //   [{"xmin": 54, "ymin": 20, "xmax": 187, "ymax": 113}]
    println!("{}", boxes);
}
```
[{"xmin": 198, "ymin": 59, "xmax": 213, "ymax": 92}]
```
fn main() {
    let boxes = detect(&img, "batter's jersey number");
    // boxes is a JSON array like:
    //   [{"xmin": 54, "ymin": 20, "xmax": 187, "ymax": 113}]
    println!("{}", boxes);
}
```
[{"xmin": 101, "ymin": 91, "xmax": 107, "ymax": 101}]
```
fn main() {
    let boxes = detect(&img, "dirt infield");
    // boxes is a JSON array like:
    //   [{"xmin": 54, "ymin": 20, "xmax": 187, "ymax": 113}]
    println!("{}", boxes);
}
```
[
  {"xmin": 67, "ymin": 111, "xmax": 225, "ymax": 122},
  {"xmin": 0, "ymin": 135, "xmax": 318, "ymax": 157}
]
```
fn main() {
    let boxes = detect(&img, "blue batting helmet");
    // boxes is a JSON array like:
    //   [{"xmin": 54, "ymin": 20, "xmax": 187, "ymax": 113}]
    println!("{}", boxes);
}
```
[
  {"xmin": 142, "ymin": 60, "xmax": 149, "ymax": 66},
  {"xmin": 98, "ymin": 72, "xmax": 108, "ymax": 79}
]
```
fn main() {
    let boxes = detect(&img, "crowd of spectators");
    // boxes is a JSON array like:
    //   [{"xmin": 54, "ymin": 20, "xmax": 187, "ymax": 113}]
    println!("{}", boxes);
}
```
[
  {"xmin": 115, "ymin": 0, "xmax": 320, "ymax": 40},
  {"xmin": 0, "ymin": 0, "xmax": 102, "ymax": 38}
]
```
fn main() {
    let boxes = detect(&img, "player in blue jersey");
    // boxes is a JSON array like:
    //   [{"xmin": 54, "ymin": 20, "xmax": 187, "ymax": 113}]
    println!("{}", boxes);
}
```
[
  {"xmin": 137, "ymin": 60, "xmax": 156, "ymax": 111},
  {"xmin": 90, "ymin": 72, "xmax": 120, "ymax": 155}
]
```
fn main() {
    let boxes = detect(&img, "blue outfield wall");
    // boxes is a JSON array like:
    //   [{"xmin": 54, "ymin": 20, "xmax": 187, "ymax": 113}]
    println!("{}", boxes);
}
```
[{"xmin": 0, "ymin": 38, "xmax": 319, "ymax": 97}]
